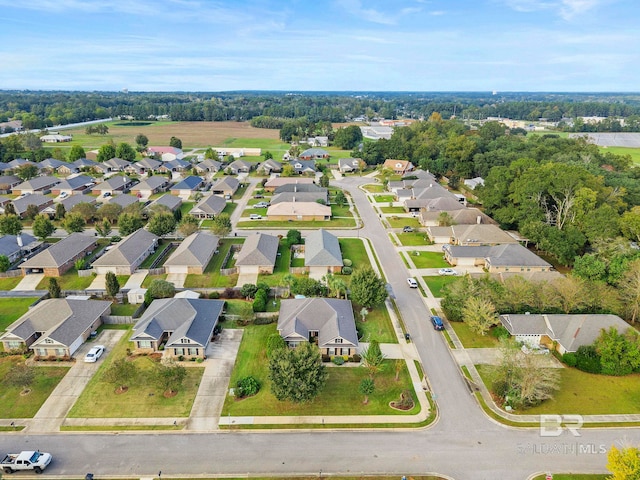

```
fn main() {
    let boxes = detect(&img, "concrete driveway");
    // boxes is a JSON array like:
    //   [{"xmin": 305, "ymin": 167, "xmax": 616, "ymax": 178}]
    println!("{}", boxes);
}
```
[
  {"xmin": 235, "ymin": 272, "xmax": 258, "ymax": 287},
  {"xmin": 123, "ymin": 270, "xmax": 148, "ymax": 290},
  {"xmin": 87, "ymin": 273, "xmax": 106, "ymax": 290},
  {"xmin": 12, "ymin": 273, "xmax": 44, "ymax": 291},
  {"xmin": 166, "ymin": 272, "xmax": 186, "ymax": 288}
]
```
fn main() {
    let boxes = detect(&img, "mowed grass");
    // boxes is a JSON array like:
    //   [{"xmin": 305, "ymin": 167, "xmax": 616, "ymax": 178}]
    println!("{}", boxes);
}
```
[
  {"xmin": 423, "ymin": 276, "xmax": 461, "ymax": 297},
  {"xmin": 374, "ymin": 195, "xmax": 395, "ymax": 203},
  {"xmin": 0, "ymin": 297, "xmax": 39, "ymax": 331},
  {"xmin": 257, "ymin": 241, "xmax": 292, "ymax": 287},
  {"xmin": 0, "ymin": 356, "xmax": 69, "ymax": 418},
  {"xmin": 339, "ymin": 238, "xmax": 370, "ymax": 271},
  {"xmin": 222, "ymin": 324, "xmax": 418, "ymax": 417},
  {"xmin": 356, "ymin": 305, "xmax": 397, "ymax": 344},
  {"xmin": 36, "ymin": 269, "xmax": 94, "ymax": 290},
  {"xmin": 0, "ymin": 276, "xmax": 23, "ymax": 290},
  {"xmin": 387, "ymin": 217, "xmax": 421, "ymax": 229},
  {"xmin": 449, "ymin": 322, "xmax": 500, "ymax": 348},
  {"xmin": 184, "ymin": 238, "xmax": 243, "ymax": 288},
  {"xmin": 599, "ymin": 145, "xmax": 640, "ymax": 164},
  {"xmin": 68, "ymin": 331, "xmax": 204, "ymax": 418},
  {"xmin": 397, "ymin": 232, "xmax": 432, "ymax": 247},
  {"xmin": 408, "ymin": 251, "xmax": 449, "ymax": 269}
]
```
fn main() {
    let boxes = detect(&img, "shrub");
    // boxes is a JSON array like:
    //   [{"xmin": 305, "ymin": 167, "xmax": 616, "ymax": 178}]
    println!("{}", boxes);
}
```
[
  {"xmin": 221, "ymin": 287, "xmax": 235, "ymax": 299},
  {"xmin": 196, "ymin": 358, "xmax": 203, "ymax": 363},
  {"xmin": 562, "ymin": 352, "xmax": 577, "ymax": 367},
  {"xmin": 575, "ymin": 345, "xmax": 602, "ymax": 374},
  {"xmin": 208, "ymin": 291, "xmax": 220, "ymax": 299},
  {"xmin": 236, "ymin": 376, "xmax": 261, "ymax": 398},
  {"xmin": 253, "ymin": 289, "xmax": 268, "ymax": 312},
  {"xmin": 491, "ymin": 325, "xmax": 511, "ymax": 340},
  {"xmin": 110, "ymin": 235, "xmax": 122, "ymax": 243},
  {"xmin": 332, "ymin": 356, "xmax": 345, "ymax": 365},
  {"xmin": 351, "ymin": 353, "xmax": 361, "ymax": 363},
  {"xmin": 254, "ymin": 316, "xmax": 276, "ymax": 325},
  {"xmin": 343, "ymin": 259, "xmax": 352, "ymax": 267},
  {"xmin": 341, "ymin": 266, "xmax": 352, "ymax": 275},
  {"xmin": 321, "ymin": 354, "xmax": 331, "ymax": 363}
]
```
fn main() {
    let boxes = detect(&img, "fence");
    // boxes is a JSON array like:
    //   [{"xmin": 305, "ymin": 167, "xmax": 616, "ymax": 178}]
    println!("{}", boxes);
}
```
[
  {"xmin": 220, "ymin": 267, "xmax": 238, "ymax": 276},
  {"xmin": 0, "ymin": 269, "xmax": 22, "ymax": 278},
  {"xmin": 78, "ymin": 269, "xmax": 94, "ymax": 278},
  {"xmin": 147, "ymin": 267, "xmax": 165, "ymax": 276},
  {"xmin": 103, "ymin": 315, "xmax": 134, "ymax": 325}
]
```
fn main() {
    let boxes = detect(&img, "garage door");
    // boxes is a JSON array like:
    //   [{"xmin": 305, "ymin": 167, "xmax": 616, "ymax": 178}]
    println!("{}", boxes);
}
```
[
  {"xmin": 240, "ymin": 265, "xmax": 260, "ymax": 274},
  {"xmin": 68, "ymin": 336, "xmax": 84, "ymax": 356},
  {"xmin": 167, "ymin": 266, "xmax": 189, "ymax": 274}
]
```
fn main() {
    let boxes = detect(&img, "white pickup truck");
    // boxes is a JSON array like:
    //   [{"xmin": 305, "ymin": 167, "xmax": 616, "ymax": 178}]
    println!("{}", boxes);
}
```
[{"xmin": 1, "ymin": 451, "xmax": 52, "ymax": 474}]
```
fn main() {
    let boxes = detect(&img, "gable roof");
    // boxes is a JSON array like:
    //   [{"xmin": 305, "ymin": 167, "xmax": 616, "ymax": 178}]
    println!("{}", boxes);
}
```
[
  {"xmin": 130, "ymin": 176, "xmax": 168, "ymax": 192},
  {"xmin": 305, "ymin": 229, "xmax": 342, "ymax": 267},
  {"xmin": 147, "ymin": 194, "xmax": 182, "ymax": 212},
  {"xmin": 54, "ymin": 175, "xmax": 94, "ymax": 190},
  {"xmin": 266, "ymin": 201, "xmax": 331, "ymax": 217},
  {"xmin": 274, "ymin": 183, "xmax": 326, "ymax": 194},
  {"xmin": 59, "ymin": 194, "xmax": 96, "ymax": 211},
  {"xmin": 93, "ymin": 176, "xmax": 133, "ymax": 191},
  {"xmin": 190, "ymin": 195, "xmax": 226, "ymax": 216},
  {"xmin": 264, "ymin": 177, "xmax": 315, "ymax": 189},
  {"xmin": 107, "ymin": 194, "xmax": 139, "ymax": 208},
  {"xmin": 271, "ymin": 191, "xmax": 328, "ymax": 205},
  {"xmin": 444, "ymin": 243, "xmax": 551, "ymax": 268},
  {"xmin": 228, "ymin": 159, "xmax": 252, "ymax": 171},
  {"xmin": 135, "ymin": 158, "xmax": 163, "ymax": 170},
  {"xmin": 21, "ymin": 233, "xmax": 97, "ymax": 269},
  {"xmin": 13, "ymin": 176, "xmax": 60, "ymax": 191},
  {"xmin": 12, "ymin": 194, "xmax": 52, "ymax": 215},
  {"xmin": 39, "ymin": 158, "xmax": 67, "ymax": 170},
  {"xmin": 164, "ymin": 232, "xmax": 219, "ymax": 268},
  {"xmin": 300, "ymin": 148, "xmax": 329, "ymax": 157},
  {"xmin": 210, "ymin": 176, "xmax": 239, "ymax": 192},
  {"xmin": 277, "ymin": 298, "xmax": 358, "ymax": 347},
  {"xmin": 104, "ymin": 157, "xmax": 132, "ymax": 169},
  {"xmin": 147, "ymin": 146, "xmax": 183, "ymax": 156},
  {"xmin": 450, "ymin": 224, "xmax": 518, "ymax": 245},
  {"xmin": 383, "ymin": 159, "xmax": 414, "ymax": 171},
  {"xmin": 92, "ymin": 229, "xmax": 158, "ymax": 268},
  {"xmin": 170, "ymin": 176, "xmax": 203, "ymax": 191},
  {"xmin": 292, "ymin": 160, "xmax": 317, "ymax": 173},
  {"xmin": 131, "ymin": 298, "xmax": 223, "ymax": 347},
  {"xmin": 236, "ymin": 233, "xmax": 279, "ymax": 267},
  {"xmin": 72, "ymin": 158, "xmax": 99, "ymax": 169},
  {"xmin": 0, "ymin": 233, "xmax": 38, "ymax": 257},
  {"xmin": 196, "ymin": 159, "xmax": 222, "ymax": 171}
]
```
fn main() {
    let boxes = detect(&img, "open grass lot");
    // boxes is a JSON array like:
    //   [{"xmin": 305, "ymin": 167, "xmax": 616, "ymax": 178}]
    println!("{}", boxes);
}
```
[
  {"xmin": 69, "ymin": 331, "xmax": 204, "ymax": 418},
  {"xmin": 0, "ymin": 356, "xmax": 69, "ymax": 418},
  {"xmin": 379, "ymin": 206, "xmax": 406, "ymax": 214},
  {"xmin": 387, "ymin": 217, "xmax": 421, "ymax": 229},
  {"xmin": 222, "ymin": 324, "xmax": 418, "ymax": 417},
  {"xmin": 397, "ymin": 232, "xmax": 432, "ymax": 247},
  {"xmin": 374, "ymin": 195, "xmax": 395, "ymax": 203},
  {"xmin": 356, "ymin": 305, "xmax": 396, "ymax": 344},
  {"xmin": 36, "ymin": 269, "xmax": 94, "ymax": 290},
  {"xmin": 408, "ymin": 251, "xmax": 449, "ymax": 269},
  {"xmin": 475, "ymin": 365, "xmax": 640, "ymax": 416},
  {"xmin": 599, "ymin": 145, "xmax": 640, "ymax": 163},
  {"xmin": 449, "ymin": 322, "xmax": 499, "ymax": 348},
  {"xmin": 184, "ymin": 238, "xmax": 243, "ymax": 288},
  {"xmin": 339, "ymin": 238, "xmax": 370, "ymax": 271},
  {"xmin": 257, "ymin": 241, "xmax": 292, "ymax": 287},
  {"xmin": 423, "ymin": 275, "xmax": 460, "ymax": 297},
  {"xmin": 57, "ymin": 121, "xmax": 281, "ymax": 150},
  {"xmin": 0, "ymin": 297, "xmax": 39, "ymax": 331},
  {"xmin": 362, "ymin": 184, "xmax": 385, "ymax": 193},
  {"xmin": 0, "ymin": 276, "xmax": 23, "ymax": 290}
]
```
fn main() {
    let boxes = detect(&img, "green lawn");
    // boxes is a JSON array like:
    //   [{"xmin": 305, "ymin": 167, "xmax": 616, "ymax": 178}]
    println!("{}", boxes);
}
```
[
  {"xmin": 599, "ymin": 145, "xmax": 640, "ymax": 164},
  {"xmin": 423, "ymin": 276, "xmax": 461, "ymax": 297},
  {"xmin": 257, "ymin": 241, "xmax": 292, "ymax": 287},
  {"xmin": 356, "ymin": 305, "xmax": 397, "ymax": 344},
  {"xmin": 408, "ymin": 251, "xmax": 449, "ymax": 269},
  {"xmin": 140, "ymin": 241, "xmax": 173, "ymax": 269},
  {"xmin": 0, "ymin": 276, "xmax": 23, "ymax": 290},
  {"xmin": 179, "ymin": 201, "xmax": 195, "ymax": 217},
  {"xmin": 68, "ymin": 331, "xmax": 204, "ymax": 418},
  {"xmin": 109, "ymin": 303, "xmax": 139, "ymax": 316},
  {"xmin": 379, "ymin": 207, "xmax": 406, "ymax": 214},
  {"xmin": 222, "ymin": 324, "xmax": 417, "ymax": 416},
  {"xmin": 0, "ymin": 356, "xmax": 69, "ymax": 418},
  {"xmin": 362, "ymin": 184, "xmax": 385, "ymax": 193},
  {"xmin": 449, "ymin": 322, "xmax": 500, "ymax": 348},
  {"xmin": 339, "ymin": 238, "xmax": 370, "ymax": 271},
  {"xmin": 36, "ymin": 269, "xmax": 94, "ymax": 290},
  {"xmin": 374, "ymin": 195, "xmax": 395, "ymax": 203},
  {"xmin": 387, "ymin": 217, "xmax": 421, "ymax": 229},
  {"xmin": 142, "ymin": 273, "xmax": 168, "ymax": 287},
  {"xmin": 184, "ymin": 238, "xmax": 243, "ymax": 288},
  {"xmin": 397, "ymin": 232, "xmax": 432, "ymax": 247},
  {"xmin": 476, "ymin": 366, "xmax": 640, "ymax": 416},
  {"xmin": 222, "ymin": 202, "xmax": 238, "ymax": 215},
  {"xmin": 0, "ymin": 297, "xmax": 39, "ymax": 331}
]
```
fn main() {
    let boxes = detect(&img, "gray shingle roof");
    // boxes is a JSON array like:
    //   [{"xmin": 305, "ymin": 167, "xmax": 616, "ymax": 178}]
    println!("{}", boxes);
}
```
[
  {"xmin": 171, "ymin": 176, "xmax": 203, "ymax": 191},
  {"xmin": 93, "ymin": 229, "xmax": 158, "ymax": 268},
  {"xmin": 107, "ymin": 194, "xmax": 139, "ymax": 208},
  {"xmin": 164, "ymin": 232, "xmax": 219, "ymax": 268},
  {"xmin": 54, "ymin": 175, "xmax": 94, "ymax": 190},
  {"xmin": 147, "ymin": 194, "xmax": 182, "ymax": 212},
  {"xmin": 131, "ymin": 298, "xmax": 224, "ymax": 347},
  {"xmin": 271, "ymin": 191, "xmax": 327, "ymax": 205},
  {"xmin": 93, "ymin": 176, "xmax": 133, "ymax": 190},
  {"xmin": 278, "ymin": 298, "xmax": 358, "ymax": 348},
  {"xmin": 190, "ymin": 195, "xmax": 226, "ymax": 216},
  {"xmin": 21, "ymin": 233, "xmax": 97, "ymax": 269},
  {"xmin": 274, "ymin": 184, "xmax": 327, "ymax": 194},
  {"xmin": 0, "ymin": 233, "xmax": 37, "ymax": 257},
  {"xmin": 305, "ymin": 229, "xmax": 342, "ymax": 267},
  {"xmin": 13, "ymin": 176, "xmax": 60, "ymax": 191},
  {"xmin": 131, "ymin": 176, "xmax": 168, "ymax": 191},
  {"xmin": 60, "ymin": 195, "xmax": 96, "ymax": 211},
  {"xmin": 12, "ymin": 194, "xmax": 51, "ymax": 215},
  {"xmin": 210, "ymin": 176, "xmax": 239, "ymax": 193},
  {"xmin": 236, "ymin": 233, "xmax": 279, "ymax": 267}
]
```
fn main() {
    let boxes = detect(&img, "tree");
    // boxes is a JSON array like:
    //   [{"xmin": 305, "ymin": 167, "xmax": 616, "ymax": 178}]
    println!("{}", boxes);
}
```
[
  {"xmin": 618, "ymin": 259, "xmax": 640, "ymax": 323},
  {"xmin": 62, "ymin": 212, "xmax": 86, "ymax": 233},
  {"xmin": 358, "ymin": 378, "xmax": 375, "ymax": 405},
  {"xmin": 241, "ymin": 283, "xmax": 258, "ymax": 300},
  {"xmin": 333, "ymin": 125, "xmax": 363, "ymax": 149},
  {"xmin": 361, "ymin": 339, "xmax": 385, "ymax": 379},
  {"xmin": 15, "ymin": 164, "xmax": 39, "ymax": 181},
  {"xmin": 117, "ymin": 212, "xmax": 143, "ymax": 236},
  {"xmin": 169, "ymin": 136, "xmax": 182, "ymax": 149},
  {"xmin": 607, "ymin": 445, "xmax": 640, "ymax": 480},
  {"xmin": 5, "ymin": 363, "xmax": 35, "ymax": 393},
  {"xmin": 48, "ymin": 277, "xmax": 61, "ymax": 298},
  {"xmin": 461, "ymin": 296, "xmax": 498, "ymax": 336},
  {"xmin": 55, "ymin": 202, "xmax": 66, "ymax": 220},
  {"xmin": 147, "ymin": 212, "xmax": 176, "ymax": 236},
  {"xmin": 266, "ymin": 333, "xmax": 286, "ymax": 358},
  {"xmin": 263, "ymin": 151, "xmax": 273, "ymax": 160},
  {"xmin": 135, "ymin": 133, "xmax": 149, "ymax": 150},
  {"xmin": 177, "ymin": 216, "xmax": 199, "ymax": 237},
  {"xmin": 319, "ymin": 174, "xmax": 330, "ymax": 188},
  {"xmin": 285, "ymin": 229, "xmax": 302, "ymax": 245},
  {"xmin": 595, "ymin": 327, "xmax": 640, "ymax": 376},
  {"xmin": 0, "ymin": 214, "xmax": 23, "ymax": 236},
  {"xmin": 32, "ymin": 214, "xmax": 55, "ymax": 240},
  {"xmin": 148, "ymin": 279, "xmax": 176, "ymax": 299},
  {"xmin": 3, "ymin": 202, "xmax": 16, "ymax": 216},
  {"xmin": 291, "ymin": 277, "xmax": 325, "ymax": 297},
  {"xmin": 97, "ymin": 143, "xmax": 116, "ymax": 163},
  {"xmin": 23, "ymin": 204, "xmax": 38, "ymax": 221},
  {"xmin": 253, "ymin": 289, "xmax": 268, "ymax": 312},
  {"xmin": 95, "ymin": 218, "xmax": 112, "ymax": 238},
  {"xmin": 210, "ymin": 213, "xmax": 232, "ymax": 237},
  {"xmin": 115, "ymin": 142, "xmax": 136, "ymax": 161},
  {"xmin": 349, "ymin": 266, "xmax": 388, "ymax": 308},
  {"xmin": 105, "ymin": 271, "xmax": 120, "ymax": 298},
  {"xmin": 334, "ymin": 191, "xmax": 346, "ymax": 207},
  {"xmin": 67, "ymin": 144, "xmax": 86, "ymax": 162},
  {"xmin": 268, "ymin": 341, "xmax": 327, "ymax": 403},
  {"xmin": 103, "ymin": 358, "xmax": 137, "ymax": 393},
  {"xmin": 0, "ymin": 254, "xmax": 10, "ymax": 272},
  {"xmin": 97, "ymin": 203, "xmax": 123, "ymax": 224},
  {"xmin": 154, "ymin": 358, "xmax": 187, "ymax": 395},
  {"xmin": 70, "ymin": 202, "xmax": 97, "ymax": 223}
]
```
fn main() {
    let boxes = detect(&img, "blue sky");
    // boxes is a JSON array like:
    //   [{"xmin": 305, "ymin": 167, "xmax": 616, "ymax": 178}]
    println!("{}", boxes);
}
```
[{"xmin": 0, "ymin": 0, "xmax": 638, "ymax": 92}]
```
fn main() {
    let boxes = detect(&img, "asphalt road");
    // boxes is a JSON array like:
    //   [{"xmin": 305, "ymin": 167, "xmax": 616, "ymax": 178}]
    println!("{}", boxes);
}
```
[{"xmin": 1, "ymin": 176, "xmax": 638, "ymax": 479}]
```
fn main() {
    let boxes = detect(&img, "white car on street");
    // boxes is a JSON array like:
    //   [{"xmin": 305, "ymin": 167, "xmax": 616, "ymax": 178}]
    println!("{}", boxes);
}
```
[{"xmin": 84, "ymin": 345, "xmax": 105, "ymax": 363}]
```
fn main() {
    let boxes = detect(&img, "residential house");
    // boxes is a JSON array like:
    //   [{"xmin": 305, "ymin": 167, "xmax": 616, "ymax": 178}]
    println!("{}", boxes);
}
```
[
  {"xmin": 209, "ymin": 177, "xmax": 239, "ymax": 197},
  {"xmin": 38, "ymin": 158, "xmax": 67, "ymax": 173},
  {"xmin": 338, "ymin": 158, "xmax": 362, "ymax": 173},
  {"xmin": 257, "ymin": 159, "xmax": 282, "ymax": 175},
  {"xmin": 0, "ymin": 298, "xmax": 112, "ymax": 358},
  {"xmin": 360, "ymin": 125, "xmax": 393, "ymax": 140},
  {"xmin": 189, "ymin": 195, "xmax": 226, "ymax": 219},
  {"xmin": 464, "ymin": 177, "xmax": 485, "ymax": 190},
  {"xmin": 130, "ymin": 176, "xmax": 170, "ymax": 198},
  {"xmin": 443, "ymin": 243, "xmax": 552, "ymax": 272},
  {"xmin": 164, "ymin": 232, "xmax": 219, "ymax": 274},
  {"xmin": 92, "ymin": 229, "xmax": 159, "ymax": 275},
  {"xmin": 277, "ymin": 298, "xmax": 358, "ymax": 356},
  {"xmin": 146, "ymin": 194, "xmax": 182, "ymax": 213},
  {"xmin": 427, "ymin": 224, "xmax": 519, "ymax": 246},
  {"xmin": 170, "ymin": 176, "xmax": 204, "ymax": 196},
  {"xmin": 146, "ymin": 146, "xmax": 185, "ymax": 162},
  {"xmin": 131, "ymin": 298, "xmax": 224, "ymax": 359},
  {"xmin": 20, "ymin": 233, "xmax": 97, "ymax": 276},
  {"xmin": 12, "ymin": 176, "xmax": 61, "ymax": 195},
  {"xmin": 383, "ymin": 159, "xmax": 414, "ymax": 175},
  {"xmin": 12, "ymin": 194, "xmax": 53, "ymax": 219},
  {"xmin": 270, "ymin": 191, "xmax": 328, "ymax": 205},
  {"xmin": 304, "ymin": 136, "xmax": 329, "ymax": 147},
  {"xmin": 266, "ymin": 201, "xmax": 331, "ymax": 221},
  {"xmin": 264, "ymin": 177, "xmax": 314, "ymax": 192},
  {"xmin": 43, "ymin": 195, "xmax": 95, "ymax": 218},
  {"xmin": 195, "ymin": 159, "xmax": 222, "ymax": 174},
  {"xmin": 299, "ymin": 148, "xmax": 329, "ymax": 160},
  {"xmin": 158, "ymin": 158, "xmax": 191, "ymax": 173},
  {"xmin": 91, "ymin": 176, "xmax": 135, "ymax": 196},
  {"xmin": 500, "ymin": 313, "xmax": 633, "ymax": 355},
  {"xmin": 106, "ymin": 194, "xmax": 139, "ymax": 209},
  {"xmin": 304, "ymin": 229, "xmax": 343, "ymax": 276},
  {"xmin": 419, "ymin": 207, "xmax": 496, "ymax": 228},
  {"xmin": 5, "ymin": 158, "xmax": 34, "ymax": 172},
  {"xmin": 57, "ymin": 158, "xmax": 98, "ymax": 175},
  {"xmin": 125, "ymin": 158, "xmax": 162, "ymax": 175},
  {"xmin": 274, "ymin": 183, "xmax": 327, "ymax": 195},
  {"xmin": 0, "ymin": 233, "xmax": 40, "ymax": 263},
  {"xmin": 0, "ymin": 195, "xmax": 12, "ymax": 214},
  {"xmin": 50, "ymin": 175, "xmax": 94, "ymax": 196},
  {"xmin": 0, "ymin": 175, "xmax": 21, "ymax": 194},
  {"xmin": 40, "ymin": 134, "xmax": 72, "ymax": 143},
  {"xmin": 226, "ymin": 159, "xmax": 253, "ymax": 175},
  {"xmin": 236, "ymin": 233, "xmax": 279, "ymax": 274},
  {"xmin": 102, "ymin": 157, "xmax": 132, "ymax": 172},
  {"xmin": 291, "ymin": 160, "xmax": 317, "ymax": 175}
]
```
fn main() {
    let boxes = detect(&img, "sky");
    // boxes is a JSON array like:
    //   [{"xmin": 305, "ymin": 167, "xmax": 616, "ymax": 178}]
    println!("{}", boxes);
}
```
[{"xmin": 0, "ymin": 0, "xmax": 638, "ymax": 92}]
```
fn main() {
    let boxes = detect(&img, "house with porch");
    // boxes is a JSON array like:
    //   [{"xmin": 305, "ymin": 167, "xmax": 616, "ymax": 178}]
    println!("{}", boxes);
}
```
[
  {"xmin": 304, "ymin": 229, "xmax": 343, "ymax": 276},
  {"xmin": 164, "ymin": 232, "xmax": 219, "ymax": 275},
  {"xmin": 50, "ymin": 175, "xmax": 94, "ymax": 196},
  {"xmin": 266, "ymin": 201, "xmax": 331, "ymax": 221},
  {"xmin": 226, "ymin": 159, "xmax": 253, "ymax": 174},
  {"xmin": 257, "ymin": 159, "xmax": 282, "ymax": 175},
  {"xmin": 189, "ymin": 195, "xmax": 226, "ymax": 219},
  {"xmin": 277, "ymin": 298, "xmax": 358, "ymax": 357},
  {"xmin": 91, "ymin": 176, "xmax": 135, "ymax": 196},
  {"xmin": 12, "ymin": 194, "xmax": 54, "ymax": 219},
  {"xmin": 12, "ymin": 176, "xmax": 61, "ymax": 195},
  {"xmin": 20, "ymin": 233, "xmax": 97, "ymax": 276},
  {"xmin": 130, "ymin": 176, "xmax": 171, "ymax": 198},
  {"xmin": 131, "ymin": 298, "xmax": 224, "ymax": 359},
  {"xmin": 210, "ymin": 176, "xmax": 239, "ymax": 197},
  {"xmin": 443, "ymin": 243, "xmax": 552, "ymax": 273},
  {"xmin": 0, "ymin": 233, "xmax": 41, "ymax": 263},
  {"xmin": 383, "ymin": 159, "xmax": 414, "ymax": 175}
]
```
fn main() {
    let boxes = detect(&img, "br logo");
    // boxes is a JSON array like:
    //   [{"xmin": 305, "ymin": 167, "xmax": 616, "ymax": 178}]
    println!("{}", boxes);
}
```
[{"xmin": 540, "ymin": 414, "xmax": 583, "ymax": 437}]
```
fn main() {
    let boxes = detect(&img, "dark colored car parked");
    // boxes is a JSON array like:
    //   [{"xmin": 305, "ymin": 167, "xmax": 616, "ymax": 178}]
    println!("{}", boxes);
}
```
[{"xmin": 430, "ymin": 315, "xmax": 444, "ymax": 331}]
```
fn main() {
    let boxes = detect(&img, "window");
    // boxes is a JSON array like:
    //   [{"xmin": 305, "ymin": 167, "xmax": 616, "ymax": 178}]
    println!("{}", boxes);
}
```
[
  {"xmin": 44, "ymin": 338, "xmax": 54, "ymax": 344},
  {"xmin": 188, "ymin": 348, "xmax": 199, "ymax": 356},
  {"xmin": 37, "ymin": 348, "xmax": 47, "ymax": 356},
  {"xmin": 56, "ymin": 348, "xmax": 65, "ymax": 356},
  {"xmin": 175, "ymin": 348, "xmax": 185, "ymax": 356},
  {"xmin": 335, "ymin": 338, "xmax": 343, "ymax": 344},
  {"xmin": 7, "ymin": 341, "xmax": 21, "ymax": 349},
  {"xmin": 138, "ymin": 340, "xmax": 151, "ymax": 348}
]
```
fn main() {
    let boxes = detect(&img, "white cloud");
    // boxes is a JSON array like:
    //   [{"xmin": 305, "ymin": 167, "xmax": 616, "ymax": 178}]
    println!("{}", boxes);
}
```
[
  {"xmin": 335, "ymin": 0, "xmax": 423, "ymax": 25},
  {"xmin": 500, "ymin": 0, "xmax": 607, "ymax": 19}
]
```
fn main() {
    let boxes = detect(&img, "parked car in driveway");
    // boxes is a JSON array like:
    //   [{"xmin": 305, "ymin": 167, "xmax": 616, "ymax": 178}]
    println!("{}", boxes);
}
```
[
  {"xmin": 402, "ymin": 226, "xmax": 414, "ymax": 232},
  {"xmin": 249, "ymin": 214, "xmax": 262, "ymax": 220},
  {"xmin": 430, "ymin": 315, "xmax": 445, "ymax": 330},
  {"xmin": 254, "ymin": 202, "xmax": 270, "ymax": 208},
  {"xmin": 438, "ymin": 268, "xmax": 458, "ymax": 276},
  {"xmin": 84, "ymin": 345, "xmax": 105, "ymax": 363}
]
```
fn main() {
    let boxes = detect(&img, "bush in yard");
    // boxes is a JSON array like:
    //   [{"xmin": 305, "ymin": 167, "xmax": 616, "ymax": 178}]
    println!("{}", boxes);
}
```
[
  {"xmin": 0, "ymin": 254, "xmax": 10, "ymax": 272},
  {"xmin": 491, "ymin": 325, "xmax": 511, "ymax": 340},
  {"xmin": 562, "ymin": 352, "xmax": 577, "ymax": 367},
  {"xmin": 236, "ymin": 376, "xmax": 261, "ymax": 398},
  {"xmin": 343, "ymin": 258, "xmax": 352, "ymax": 267},
  {"xmin": 575, "ymin": 345, "xmax": 602, "ymax": 374},
  {"xmin": 332, "ymin": 356, "xmax": 345, "ymax": 365},
  {"xmin": 252, "ymin": 289, "xmax": 267, "ymax": 312},
  {"xmin": 209, "ymin": 291, "xmax": 220, "ymax": 299},
  {"xmin": 351, "ymin": 353, "xmax": 361, "ymax": 363},
  {"xmin": 341, "ymin": 266, "xmax": 352, "ymax": 275},
  {"xmin": 148, "ymin": 279, "xmax": 176, "ymax": 299}
]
